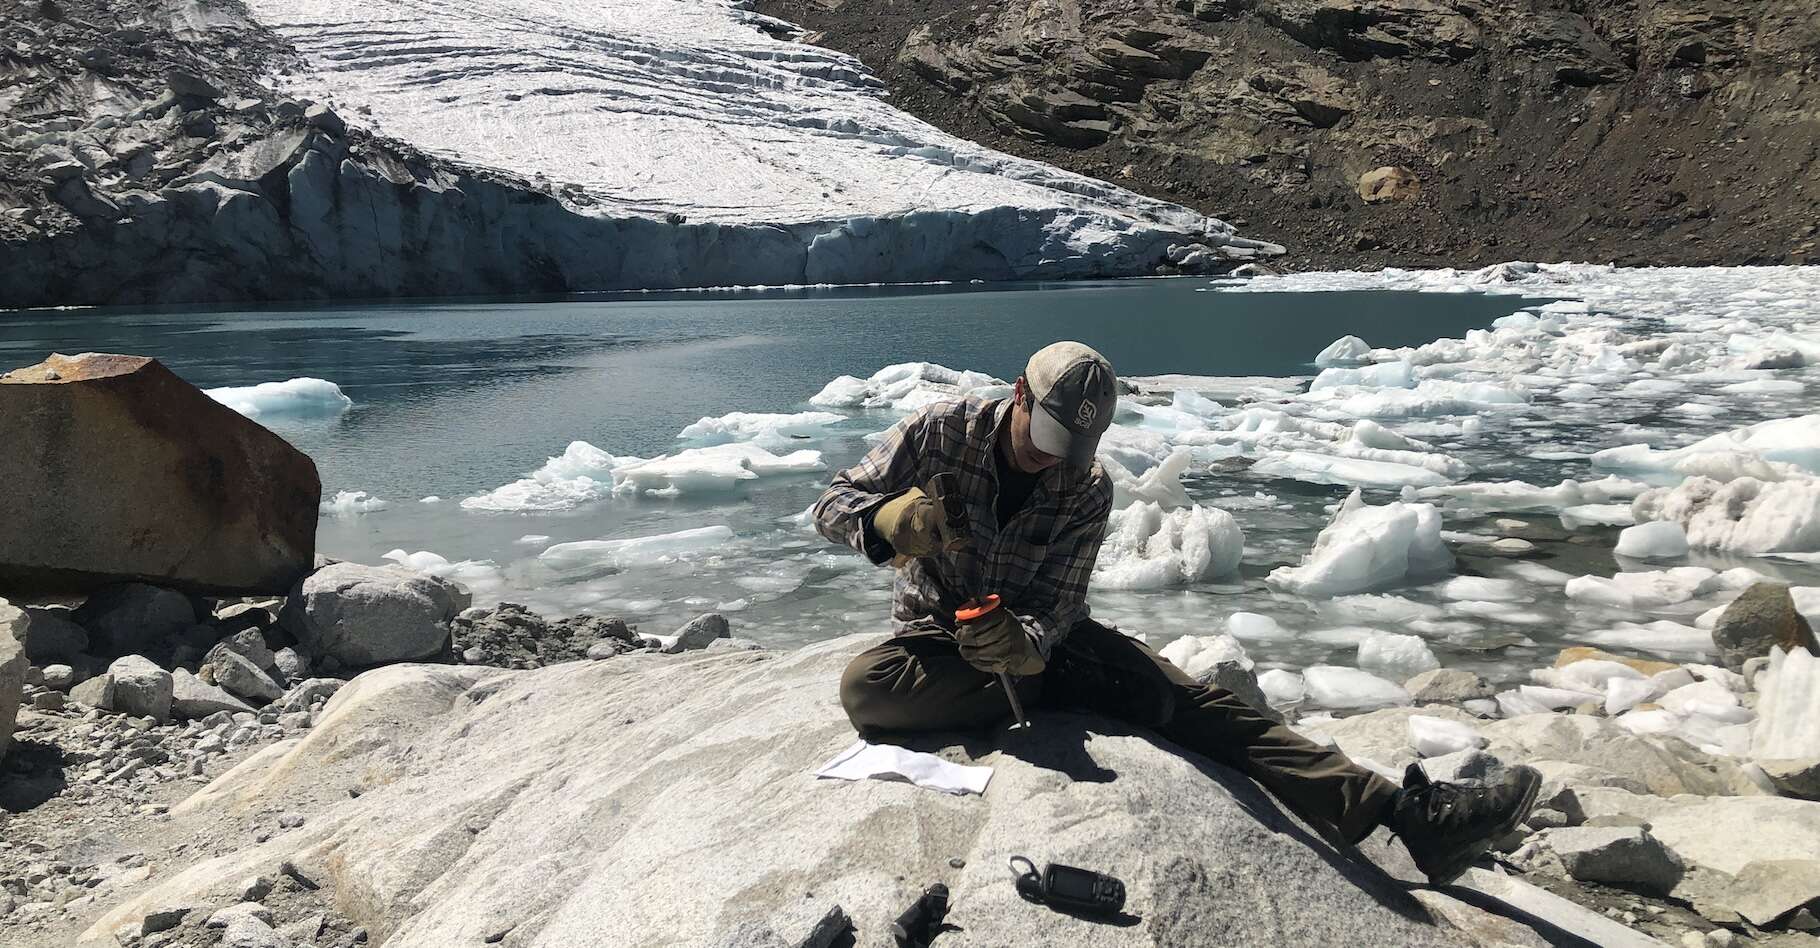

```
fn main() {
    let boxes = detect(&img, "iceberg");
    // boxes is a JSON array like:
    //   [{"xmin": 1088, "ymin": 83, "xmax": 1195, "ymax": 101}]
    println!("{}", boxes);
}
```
[
  {"xmin": 462, "ymin": 441, "xmax": 632, "ymax": 513},
  {"xmin": 1093, "ymin": 501, "xmax": 1244, "ymax": 590},
  {"xmin": 1632, "ymin": 476, "xmax": 1820, "ymax": 555},
  {"xmin": 1753, "ymin": 647, "xmax": 1820, "ymax": 761},
  {"xmin": 1267, "ymin": 491, "xmax": 1452, "ymax": 598},
  {"xmin": 810, "ymin": 363, "xmax": 1007, "ymax": 411},
  {"xmin": 1158, "ymin": 633, "xmax": 1252, "ymax": 681},
  {"xmin": 678, "ymin": 411, "xmax": 845, "ymax": 448},
  {"xmin": 1356, "ymin": 631, "xmax": 1440, "ymax": 679},
  {"xmin": 612, "ymin": 443, "xmax": 826, "ymax": 496},
  {"xmin": 1313, "ymin": 335, "xmax": 1371, "ymax": 366},
  {"xmin": 1612, "ymin": 520, "xmax": 1690, "ymax": 560},
  {"xmin": 320, "ymin": 490, "xmax": 387, "ymax": 516},
  {"xmin": 539, "ymin": 525, "xmax": 736, "ymax": 574},
  {"xmin": 206, "ymin": 377, "xmax": 351, "ymax": 420},
  {"xmin": 1301, "ymin": 666, "xmax": 1413, "ymax": 711},
  {"xmin": 1591, "ymin": 415, "xmax": 1820, "ymax": 480}
]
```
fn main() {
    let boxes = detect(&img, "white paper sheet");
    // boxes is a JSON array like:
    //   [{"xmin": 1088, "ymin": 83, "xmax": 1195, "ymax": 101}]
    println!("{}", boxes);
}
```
[{"xmin": 814, "ymin": 740, "xmax": 993, "ymax": 796}]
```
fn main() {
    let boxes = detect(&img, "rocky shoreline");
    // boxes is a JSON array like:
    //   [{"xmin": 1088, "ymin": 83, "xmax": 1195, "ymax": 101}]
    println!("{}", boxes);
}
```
[{"xmin": 5, "ymin": 558, "xmax": 1818, "ymax": 946}]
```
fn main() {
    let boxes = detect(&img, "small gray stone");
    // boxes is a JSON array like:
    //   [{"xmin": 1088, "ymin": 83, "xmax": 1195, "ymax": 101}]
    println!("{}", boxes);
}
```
[
  {"xmin": 272, "ymin": 647, "xmax": 311, "ymax": 681},
  {"xmin": 584, "ymin": 641, "xmax": 622, "ymax": 660},
  {"xmin": 1405, "ymin": 668, "xmax": 1496, "ymax": 703},
  {"xmin": 210, "ymin": 651, "xmax": 284, "ymax": 704},
  {"xmin": 277, "ymin": 678, "xmax": 343, "ymax": 714},
  {"xmin": 1544, "ymin": 825, "xmax": 1684, "ymax": 896},
  {"xmin": 205, "ymin": 629, "xmax": 276, "ymax": 675},
  {"xmin": 304, "ymin": 103, "xmax": 346, "ymax": 135},
  {"xmin": 207, "ymin": 902, "xmax": 274, "ymax": 928},
  {"xmin": 277, "ymin": 811, "xmax": 305, "ymax": 829},
  {"xmin": 1719, "ymin": 859, "xmax": 1820, "ymax": 928},
  {"xmin": 667, "ymin": 613, "xmax": 730, "ymax": 653},
  {"xmin": 1758, "ymin": 758, "xmax": 1820, "ymax": 801},
  {"xmin": 141, "ymin": 904, "xmax": 192, "ymax": 934},
  {"xmin": 107, "ymin": 656, "xmax": 173, "ymax": 722},
  {"xmin": 1711, "ymin": 583, "xmax": 1818, "ymax": 672},
  {"xmin": 41, "ymin": 664, "xmax": 75, "ymax": 690},
  {"xmin": 30, "ymin": 690, "xmax": 65, "ymax": 710},
  {"xmin": 222, "ymin": 914, "xmax": 286, "ymax": 948},
  {"xmin": 171, "ymin": 668, "xmax": 255, "ymax": 719}
]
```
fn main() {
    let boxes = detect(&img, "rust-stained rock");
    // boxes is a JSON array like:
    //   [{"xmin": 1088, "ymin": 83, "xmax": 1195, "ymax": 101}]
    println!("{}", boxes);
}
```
[
  {"xmin": 1358, "ymin": 165, "xmax": 1421, "ymax": 203},
  {"xmin": 0, "ymin": 353, "xmax": 320, "ymax": 596}
]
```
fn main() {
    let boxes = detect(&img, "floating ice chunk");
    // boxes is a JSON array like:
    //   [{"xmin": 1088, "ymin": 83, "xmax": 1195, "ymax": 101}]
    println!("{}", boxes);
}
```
[
  {"xmin": 1591, "ymin": 414, "xmax": 1820, "ymax": 479},
  {"xmin": 381, "ymin": 548, "xmax": 504, "ymax": 598},
  {"xmin": 516, "ymin": 534, "xmax": 551, "ymax": 545},
  {"xmin": 809, "ymin": 362, "xmax": 1006, "ymax": 411},
  {"xmin": 1267, "ymin": 490, "xmax": 1452, "ymax": 598},
  {"xmin": 321, "ymin": 490, "xmax": 387, "ymax": 516},
  {"xmin": 1226, "ymin": 612, "xmax": 1291, "ymax": 642},
  {"xmin": 1104, "ymin": 449, "xmax": 1193, "ymax": 510},
  {"xmin": 1614, "ymin": 521, "xmax": 1690, "ymax": 560},
  {"xmin": 1307, "ymin": 361, "xmax": 1415, "ymax": 391},
  {"xmin": 1560, "ymin": 503, "xmax": 1637, "ymax": 529},
  {"xmin": 612, "ymin": 443, "xmax": 825, "ymax": 495},
  {"xmin": 1659, "ymin": 679, "xmax": 1738, "ymax": 714},
  {"xmin": 1302, "ymin": 666, "xmax": 1413, "ymax": 710},
  {"xmin": 462, "ymin": 441, "xmax": 632, "ymax": 512},
  {"xmin": 1495, "ymin": 689, "xmax": 1552, "ymax": 718},
  {"xmin": 1577, "ymin": 620, "xmax": 1714, "ymax": 657},
  {"xmin": 1118, "ymin": 399, "xmax": 1212, "ymax": 433},
  {"xmin": 677, "ymin": 411, "xmax": 845, "ymax": 448},
  {"xmin": 1564, "ymin": 567, "xmax": 1722, "ymax": 609},
  {"xmin": 1093, "ymin": 502, "xmax": 1244, "ymax": 589},
  {"xmin": 1753, "ymin": 647, "xmax": 1820, "ymax": 760},
  {"xmin": 1632, "ymin": 476, "xmax": 1820, "ymax": 554},
  {"xmin": 1159, "ymin": 633, "xmax": 1252, "ymax": 680},
  {"xmin": 1249, "ymin": 450, "xmax": 1453, "ymax": 490},
  {"xmin": 1432, "ymin": 576, "xmax": 1532, "ymax": 602},
  {"xmin": 1520, "ymin": 684, "xmax": 1600, "ymax": 710},
  {"xmin": 1417, "ymin": 475, "xmax": 1648, "ymax": 513},
  {"xmin": 1719, "ymin": 379, "xmax": 1805, "ymax": 395},
  {"xmin": 1096, "ymin": 424, "xmax": 1173, "ymax": 472},
  {"xmin": 1170, "ymin": 389, "xmax": 1225, "ymax": 419},
  {"xmin": 1356, "ymin": 631, "xmax": 1440, "ymax": 678},
  {"xmin": 1545, "ymin": 659, "xmax": 1644, "ymax": 694},
  {"xmin": 1605, "ymin": 676, "xmax": 1662, "ymax": 715},
  {"xmin": 1408, "ymin": 715, "xmax": 1486, "ymax": 758},
  {"xmin": 539, "ymin": 525, "xmax": 735, "ymax": 574},
  {"xmin": 1319, "ymin": 594, "xmax": 1444, "ymax": 625},
  {"xmin": 1257, "ymin": 669, "xmax": 1306, "ymax": 710},
  {"xmin": 205, "ymin": 377, "xmax": 351, "ymax": 420},
  {"xmin": 419, "ymin": 496, "xmax": 443, "ymax": 504},
  {"xmin": 1318, "ymin": 379, "xmax": 1527, "ymax": 419},
  {"xmin": 1314, "ymin": 335, "xmax": 1371, "ymax": 366}
]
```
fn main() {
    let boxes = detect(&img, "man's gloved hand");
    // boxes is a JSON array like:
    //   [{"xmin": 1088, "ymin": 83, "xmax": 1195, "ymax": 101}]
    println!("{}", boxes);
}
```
[
  {"xmin": 874, "ymin": 487, "xmax": 954, "ymax": 558},
  {"xmin": 957, "ymin": 608, "xmax": 1046, "ymax": 676}
]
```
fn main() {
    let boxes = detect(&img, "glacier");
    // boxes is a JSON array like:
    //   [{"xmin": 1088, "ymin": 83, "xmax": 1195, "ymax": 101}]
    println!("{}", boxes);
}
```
[{"xmin": 235, "ymin": 0, "xmax": 1281, "ymax": 284}]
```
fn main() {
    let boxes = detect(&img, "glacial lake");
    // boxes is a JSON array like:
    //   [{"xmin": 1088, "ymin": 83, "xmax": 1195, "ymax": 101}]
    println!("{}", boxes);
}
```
[{"xmin": 15, "ymin": 275, "xmax": 1751, "ymax": 685}]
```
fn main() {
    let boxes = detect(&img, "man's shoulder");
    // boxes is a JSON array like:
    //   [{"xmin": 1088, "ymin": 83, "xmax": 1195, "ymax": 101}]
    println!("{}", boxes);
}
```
[{"xmin": 1075, "ymin": 461, "xmax": 1115, "ymax": 513}]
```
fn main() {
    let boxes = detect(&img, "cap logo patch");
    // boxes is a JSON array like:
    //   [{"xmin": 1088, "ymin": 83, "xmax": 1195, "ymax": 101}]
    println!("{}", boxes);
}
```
[{"xmin": 1075, "ymin": 399, "xmax": 1097, "ymax": 428}]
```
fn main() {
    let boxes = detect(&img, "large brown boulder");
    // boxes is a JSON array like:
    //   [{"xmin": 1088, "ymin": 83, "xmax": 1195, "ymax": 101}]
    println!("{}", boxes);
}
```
[{"xmin": 0, "ymin": 353, "xmax": 320, "ymax": 596}]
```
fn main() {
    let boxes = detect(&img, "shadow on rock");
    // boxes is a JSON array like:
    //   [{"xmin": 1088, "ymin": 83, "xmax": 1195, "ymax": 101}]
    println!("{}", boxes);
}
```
[{"xmin": 0, "ymin": 738, "xmax": 71, "ymax": 812}]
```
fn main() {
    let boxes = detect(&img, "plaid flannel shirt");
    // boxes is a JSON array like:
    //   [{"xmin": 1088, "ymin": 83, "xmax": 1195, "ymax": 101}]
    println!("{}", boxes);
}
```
[{"xmin": 812, "ymin": 396, "xmax": 1114, "ymax": 658}]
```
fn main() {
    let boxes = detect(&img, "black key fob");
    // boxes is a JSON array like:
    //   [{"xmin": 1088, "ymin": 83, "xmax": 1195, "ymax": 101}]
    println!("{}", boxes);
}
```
[{"xmin": 1011, "ymin": 855, "xmax": 1126, "ymax": 916}]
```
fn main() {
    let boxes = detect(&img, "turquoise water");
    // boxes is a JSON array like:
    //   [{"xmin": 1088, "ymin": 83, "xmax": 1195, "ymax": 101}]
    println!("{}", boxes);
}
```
[{"xmin": 2, "ymin": 278, "xmax": 1549, "ymax": 661}]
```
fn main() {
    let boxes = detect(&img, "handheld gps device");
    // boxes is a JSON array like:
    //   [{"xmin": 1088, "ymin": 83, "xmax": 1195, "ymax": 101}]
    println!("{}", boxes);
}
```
[{"xmin": 1010, "ymin": 856, "xmax": 1126, "ymax": 917}]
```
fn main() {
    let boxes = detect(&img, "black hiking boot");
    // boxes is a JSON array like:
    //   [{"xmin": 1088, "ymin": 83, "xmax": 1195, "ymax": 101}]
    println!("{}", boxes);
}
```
[{"xmin": 1388, "ymin": 762, "xmax": 1542, "ymax": 886}]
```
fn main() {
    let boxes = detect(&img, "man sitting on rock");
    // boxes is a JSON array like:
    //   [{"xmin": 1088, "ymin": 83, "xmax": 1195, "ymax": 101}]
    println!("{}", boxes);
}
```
[{"xmin": 812, "ymin": 340, "xmax": 1541, "ymax": 885}]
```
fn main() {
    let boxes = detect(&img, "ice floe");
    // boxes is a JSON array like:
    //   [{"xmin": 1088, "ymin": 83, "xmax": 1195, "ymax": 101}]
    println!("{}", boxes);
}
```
[
  {"xmin": 1093, "ymin": 501, "xmax": 1244, "ymax": 590},
  {"xmin": 320, "ymin": 490, "xmax": 387, "ymax": 516},
  {"xmin": 810, "ymin": 362, "xmax": 1008, "ymax": 411},
  {"xmin": 539, "ymin": 525, "xmax": 736, "ymax": 575},
  {"xmin": 1632, "ymin": 476, "xmax": 1820, "ymax": 555},
  {"xmin": 677, "ymin": 411, "xmax": 845, "ymax": 448},
  {"xmin": 206, "ymin": 377, "xmax": 351, "ymax": 420},
  {"xmin": 1268, "ymin": 491, "xmax": 1452, "ymax": 598}
]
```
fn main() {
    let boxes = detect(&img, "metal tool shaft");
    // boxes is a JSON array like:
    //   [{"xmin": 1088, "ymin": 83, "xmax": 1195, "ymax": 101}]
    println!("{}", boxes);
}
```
[{"xmin": 998, "ymin": 672, "xmax": 1031, "ymax": 729}]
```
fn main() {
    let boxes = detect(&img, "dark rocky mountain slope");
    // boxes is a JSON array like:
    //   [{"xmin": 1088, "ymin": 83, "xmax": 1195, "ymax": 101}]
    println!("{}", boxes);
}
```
[{"xmin": 753, "ymin": 0, "xmax": 1820, "ymax": 269}]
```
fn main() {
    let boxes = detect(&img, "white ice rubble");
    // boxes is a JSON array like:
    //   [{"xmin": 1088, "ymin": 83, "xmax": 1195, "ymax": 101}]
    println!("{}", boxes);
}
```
[
  {"xmin": 462, "ymin": 437, "xmax": 824, "ymax": 510},
  {"xmin": 205, "ymin": 377, "xmax": 351, "ymax": 420},
  {"xmin": 1267, "ymin": 491, "xmax": 1452, "ymax": 598},
  {"xmin": 238, "ymin": 0, "xmax": 1280, "ymax": 284}
]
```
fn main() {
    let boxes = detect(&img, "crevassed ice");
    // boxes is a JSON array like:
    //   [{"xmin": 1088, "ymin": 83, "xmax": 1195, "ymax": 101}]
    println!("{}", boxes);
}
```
[{"xmin": 206, "ymin": 377, "xmax": 351, "ymax": 420}]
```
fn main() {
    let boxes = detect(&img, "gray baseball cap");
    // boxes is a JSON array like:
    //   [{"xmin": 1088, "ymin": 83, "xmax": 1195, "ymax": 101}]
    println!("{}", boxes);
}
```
[{"xmin": 1024, "ymin": 341, "xmax": 1117, "ymax": 467}]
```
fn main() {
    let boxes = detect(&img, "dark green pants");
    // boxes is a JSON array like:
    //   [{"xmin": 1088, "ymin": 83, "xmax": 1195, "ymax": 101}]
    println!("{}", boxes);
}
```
[{"xmin": 838, "ymin": 619, "xmax": 1400, "ymax": 844}]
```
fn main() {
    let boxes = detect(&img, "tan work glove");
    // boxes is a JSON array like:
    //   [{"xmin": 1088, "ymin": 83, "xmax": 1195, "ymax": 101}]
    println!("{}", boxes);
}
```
[
  {"xmin": 957, "ymin": 608, "xmax": 1046, "ymax": 676},
  {"xmin": 874, "ymin": 486, "xmax": 959, "ymax": 558}
]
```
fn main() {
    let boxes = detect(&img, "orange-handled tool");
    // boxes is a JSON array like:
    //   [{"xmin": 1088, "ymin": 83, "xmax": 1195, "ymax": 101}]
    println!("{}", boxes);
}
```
[{"xmin": 956, "ymin": 594, "xmax": 1030, "ymax": 730}]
